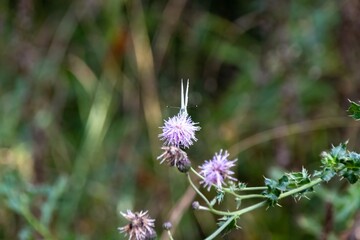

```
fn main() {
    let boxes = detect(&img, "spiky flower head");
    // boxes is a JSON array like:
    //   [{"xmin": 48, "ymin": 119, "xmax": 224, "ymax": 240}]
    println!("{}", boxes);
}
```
[
  {"xmin": 199, "ymin": 149, "xmax": 237, "ymax": 191},
  {"xmin": 158, "ymin": 79, "xmax": 200, "ymax": 149},
  {"xmin": 118, "ymin": 210, "xmax": 156, "ymax": 240},
  {"xmin": 159, "ymin": 112, "xmax": 200, "ymax": 149}
]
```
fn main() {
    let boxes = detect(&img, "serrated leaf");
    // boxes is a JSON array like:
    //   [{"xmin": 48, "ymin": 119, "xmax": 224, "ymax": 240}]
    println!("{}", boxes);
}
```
[
  {"xmin": 313, "ymin": 170, "xmax": 322, "ymax": 177},
  {"xmin": 216, "ymin": 191, "xmax": 225, "ymax": 204},
  {"xmin": 321, "ymin": 168, "xmax": 336, "ymax": 182},
  {"xmin": 331, "ymin": 143, "xmax": 347, "ymax": 160},
  {"xmin": 343, "ymin": 172, "xmax": 358, "ymax": 184},
  {"xmin": 264, "ymin": 189, "xmax": 281, "ymax": 206},
  {"xmin": 348, "ymin": 152, "xmax": 360, "ymax": 164},
  {"xmin": 348, "ymin": 100, "xmax": 360, "ymax": 120},
  {"xmin": 238, "ymin": 182, "xmax": 247, "ymax": 189},
  {"xmin": 277, "ymin": 176, "xmax": 289, "ymax": 191},
  {"xmin": 264, "ymin": 177, "xmax": 277, "ymax": 189}
]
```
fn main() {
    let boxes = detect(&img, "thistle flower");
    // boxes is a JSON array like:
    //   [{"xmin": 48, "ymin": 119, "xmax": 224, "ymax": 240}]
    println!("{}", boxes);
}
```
[
  {"xmin": 158, "ymin": 79, "xmax": 200, "ymax": 149},
  {"xmin": 118, "ymin": 210, "xmax": 156, "ymax": 240},
  {"xmin": 199, "ymin": 149, "xmax": 237, "ymax": 191},
  {"xmin": 159, "ymin": 112, "xmax": 200, "ymax": 149}
]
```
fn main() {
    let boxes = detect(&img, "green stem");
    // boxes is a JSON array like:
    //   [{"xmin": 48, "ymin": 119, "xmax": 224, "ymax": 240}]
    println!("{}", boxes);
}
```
[
  {"xmin": 190, "ymin": 168, "xmax": 265, "ymax": 198},
  {"xmin": 196, "ymin": 206, "xmax": 231, "ymax": 216},
  {"xmin": 187, "ymin": 173, "xmax": 260, "ymax": 216},
  {"xmin": 204, "ymin": 201, "xmax": 268, "ymax": 240},
  {"xmin": 187, "ymin": 173, "xmax": 212, "ymax": 207},
  {"xmin": 198, "ymin": 201, "xmax": 267, "ymax": 216},
  {"xmin": 190, "ymin": 168, "xmax": 323, "ymax": 239},
  {"xmin": 23, "ymin": 209, "xmax": 53, "ymax": 240},
  {"xmin": 278, "ymin": 177, "xmax": 323, "ymax": 199},
  {"xmin": 167, "ymin": 230, "xmax": 174, "ymax": 240},
  {"xmin": 238, "ymin": 186, "xmax": 267, "ymax": 191},
  {"xmin": 190, "ymin": 167, "xmax": 205, "ymax": 180},
  {"xmin": 204, "ymin": 215, "xmax": 237, "ymax": 240},
  {"xmin": 237, "ymin": 194, "xmax": 266, "ymax": 200}
]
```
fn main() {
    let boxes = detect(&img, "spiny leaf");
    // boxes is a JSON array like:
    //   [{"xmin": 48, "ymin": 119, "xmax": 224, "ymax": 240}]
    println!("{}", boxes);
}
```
[
  {"xmin": 348, "ymin": 100, "xmax": 360, "ymax": 120},
  {"xmin": 331, "ymin": 142, "xmax": 347, "ymax": 160}
]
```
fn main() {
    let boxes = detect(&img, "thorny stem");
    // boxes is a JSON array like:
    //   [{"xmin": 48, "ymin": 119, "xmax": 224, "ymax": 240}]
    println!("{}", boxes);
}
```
[
  {"xmin": 187, "ymin": 171, "xmax": 266, "ymax": 216},
  {"xmin": 204, "ymin": 201, "xmax": 267, "ymax": 240},
  {"xmin": 188, "ymin": 168, "xmax": 324, "ymax": 239},
  {"xmin": 197, "ymin": 201, "xmax": 267, "ymax": 217},
  {"xmin": 278, "ymin": 177, "xmax": 323, "ymax": 199},
  {"xmin": 190, "ymin": 167, "xmax": 266, "ymax": 199},
  {"xmin": 204, "ymin": 215, "xmax": 237, "ymax": 240}
]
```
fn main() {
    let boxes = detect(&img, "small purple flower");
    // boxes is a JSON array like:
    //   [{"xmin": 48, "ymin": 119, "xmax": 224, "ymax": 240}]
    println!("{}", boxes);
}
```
[
  {"xmin": 118, "ymin": 210, "xmax": 156, "ymax": 240},
  {"xmin": 199, "ymin": 149, "xmax": 237, "ymax": 191},
  {"xmin": 159, "ymin": 112, "xmax": 200, "ymax": 148}
]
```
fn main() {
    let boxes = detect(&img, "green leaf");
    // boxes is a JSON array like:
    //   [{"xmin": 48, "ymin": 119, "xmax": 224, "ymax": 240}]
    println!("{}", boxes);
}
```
[
  {"xmin": 263, "ymin": 189, "xmax": 281, "ymax": 207},
  {"xmin": 215, "ymin": 191, "xmax": 225, "ymax": 204},
  {"xmin": 348, "ymin": 100, "xmax": 360, "ymax": 120},
  {"xmin": 343, "ymin": 171, "xmax": 358, "ymax": 184},
  {"xmin": 277, "ymin": 176, "xmax": 289, "ymax": 191},
  {"xmin": 321, "ymin": 168, "xmax": 336, "ymax": 182},
  {"xmin": 238, "ymin": 182, "xmax": 247, "ymax": 189},
  {"xmin": 330, "ymin": 142, "xmax": 347, "ymax": 160},
  {"xmin": 348, "ymin": 152, "xmax": 360, "ymax": 164},
  {"xmin": 264, "ymin": 177, "xmax": 277, "ymax": 189}
]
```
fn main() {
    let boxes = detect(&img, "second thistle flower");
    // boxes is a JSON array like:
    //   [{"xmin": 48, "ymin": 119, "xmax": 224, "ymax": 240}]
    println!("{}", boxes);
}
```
[{"xmin": 199, "ymin": 149, "xmax": 237, "ymax": 191}]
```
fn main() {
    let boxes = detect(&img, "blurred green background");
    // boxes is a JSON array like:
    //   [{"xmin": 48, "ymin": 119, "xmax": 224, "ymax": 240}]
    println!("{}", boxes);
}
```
[{"xmin": 0, "ymin": 0, "xmax": 360, "ymax": 239}]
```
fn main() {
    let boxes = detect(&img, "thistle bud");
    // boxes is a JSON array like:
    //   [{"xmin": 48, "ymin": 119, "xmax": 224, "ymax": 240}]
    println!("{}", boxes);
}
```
[
  {"xmin": 162, "ymin": 221, "xmax": 172, "ymax": 230},
  {"xmin": 192, "ymin": 201, "xmax": 200, "ymax": 210}
]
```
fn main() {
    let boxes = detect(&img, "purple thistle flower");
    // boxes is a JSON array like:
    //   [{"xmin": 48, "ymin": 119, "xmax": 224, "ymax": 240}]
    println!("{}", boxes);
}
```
[
  {"xmin": 159, "ymin": 112, "xmax": 200, "ymax": 149},
  {"xmin": 199, "ymin": 149, "xmax": 237, "ymax": 191},
  {"xmin": 118, "ymin": 210, "xmax": 156, "ymax": 240}
]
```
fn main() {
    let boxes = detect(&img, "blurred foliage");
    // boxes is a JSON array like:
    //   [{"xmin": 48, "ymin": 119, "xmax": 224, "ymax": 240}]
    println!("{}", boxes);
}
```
[{"xmin": 0, "ymin": 0, "xmax": 360, "ymax": 239}]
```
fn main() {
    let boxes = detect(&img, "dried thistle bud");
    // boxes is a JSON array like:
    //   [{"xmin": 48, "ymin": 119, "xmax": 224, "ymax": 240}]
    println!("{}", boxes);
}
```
[
  {"xmin": 176, "ymin": 156, "xmax": 191, "ymax": 173},
  {"xmin": 157, "ymin": 146, "xmax": 188, "ymax": 167}
]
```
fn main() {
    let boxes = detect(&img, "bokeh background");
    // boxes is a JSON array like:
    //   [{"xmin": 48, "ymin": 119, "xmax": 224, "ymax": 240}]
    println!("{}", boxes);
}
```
[{"xmin": 1, "ymin": 0, "xmax": 360, "ymax": 239}]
